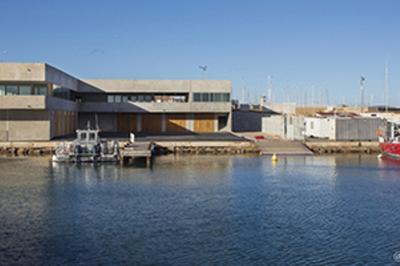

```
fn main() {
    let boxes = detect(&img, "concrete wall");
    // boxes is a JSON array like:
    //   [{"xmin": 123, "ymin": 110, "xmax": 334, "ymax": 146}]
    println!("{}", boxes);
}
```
[
  {"xmin": 44, "ymin": 64, "xmax": 79, "ymax": 91},
  {"xmin": 262, "ymin": 115, "xmax": 305, "ymax": 140},
  {"xmin": 262, "ymin": 115, "xmax": 285, "ymax": 137},
  {"xmin": 82, "ymin": 79, "xmax": 231, "ymax": 93},
  {"xmin": 0, "ymin": 63, "xmax": 80, "ymax": 92},
  {"xmin": 0, "ymin": 63, "xmax": 45, "ymax": 81},
  {"xmin": 0, "ymin": 110, "xmax": 50, "ymax": 141},
  {"xmin": 0, "ymin": 96, "xmax": 78, "ymax": 111},
  {"xmin": 78, "ymin": 101, "xmax": 231, "ymax": 114}
]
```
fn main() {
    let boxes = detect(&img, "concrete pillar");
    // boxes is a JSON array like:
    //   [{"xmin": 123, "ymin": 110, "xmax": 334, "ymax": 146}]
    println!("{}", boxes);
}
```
[
  {"xmin": 137, "ymin": 114, "xmax": 142, "ymax": 132},
  {"xmin": 161, "ymin": 113, "xmax": 166, "ymax": 132},
  {"xmin": 187, "ymin": 114, "xmax": 194, "ymax": 131}
]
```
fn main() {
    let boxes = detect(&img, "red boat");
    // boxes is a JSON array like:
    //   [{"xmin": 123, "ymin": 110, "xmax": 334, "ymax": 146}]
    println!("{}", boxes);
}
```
[
  {"xmin": 379, "ymin": 142, "xmax": 400, "ymax": 160},
  {"xmin": 378, "ymin": 124, "xmax": 400, "ymax": 160}
]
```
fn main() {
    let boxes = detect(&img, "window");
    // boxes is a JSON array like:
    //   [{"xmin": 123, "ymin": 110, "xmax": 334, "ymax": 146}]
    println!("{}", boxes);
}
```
[
  {"xmin": 144, "ymin": 95, "xmax": 152, "ymax": 102},
  {"xmin": 107, "ymin": 95, "xmax": 114, "ymax": 103},
  {"xmin": 122, "ymin": 96, "xmax": 129, "ymax": 103},
  {"xmin": 33, "ymin": 86, "xmax": 48, "ymax": 96},
  {"xmin": 0, "ymin": 85, "xmax": 5, "ymax": 96},
  {"xmin": 6, "ymin": 85, "xmax": 18, "ymax": 95},
  {"xmin": 115, "ymin": 95, "xmax": 122, "ymax": 103},
  {"xmin": 80, "ymin": 132, "xmax": 87, "ymax": 140},
  {"xmin": 138, "ymin": 95, "xmax": 144, "ymax": 102},
  {"xmin": 193, "ymin": 93, "xmax": 201, "ymax": 102},
  {"xmin": 19, "ymin": 85, "xmax": 31, "ymax": 95},
  {"xmin": 222, "ymin": 93, "xmax": 230, "ymax": 102},
  {"xmin": 193, "ymin": 93, "xmax": 230, "ymax": 102},
  {"xmin": 214, "ymin": 93, "xmax": 222, "ymax": 102},
  {"xmin": 201, "ymin": 93, "xmax": 209, "ymax": 102},
  {"xmin": 129, "ymin": 95, "xmax": 137, "ymax": 102},
  {"xmin": 89, "ymin": 132, "xmax": 96, "ymax": 140}
]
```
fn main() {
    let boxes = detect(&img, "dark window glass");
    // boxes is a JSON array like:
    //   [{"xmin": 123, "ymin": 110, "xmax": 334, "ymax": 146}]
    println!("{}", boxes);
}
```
[
  {"xmin": 33, "ymin": 86, "xmax": 48, "ymax": 95},
  {"xmin": 193, "ymin": 93, "xmax": 201, "ymax": 102},
  {"xmin": 89, "ymin": 133, "xmax": 96, "ymax": 140},
  {"xmin": 201, "ymin": 93, "xmax": 209, "ymax": 102},
  {"xmin": 115, "ymin": 95, "xmax": 122, "ymax": 103},
  {"xmin": 122, "ymin": 96, "xmax": 129, "ymax": 103},
  {"xmin": 138, "ymin": 95, "xmax": 144, "ymax": 102},
  {"xmin": 19, "ymin": 85, "xmax": 31, "ymax": 95},
  {"xmin": 6, "ymin": 85, "xmax": 18, "ymax": 95},
  {"xmin": 144, "ymin": 95, "xmax": 152, "ymax": 102},
  {"xmin": 222, "ymin": 93, "xmax": 230, "ymax": 102},
  {"xmin": 214, "ymin": 93, "xmax": 222, "ymax": 102}
]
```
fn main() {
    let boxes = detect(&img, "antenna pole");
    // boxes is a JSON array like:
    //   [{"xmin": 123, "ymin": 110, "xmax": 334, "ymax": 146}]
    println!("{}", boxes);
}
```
[
  {"xmin": 267, "ymin": 75, "xmax": 272, "ymax": 103},
  {"xmin": 385, "ymin": 58, "xmax": 389, "ymax": 112}
]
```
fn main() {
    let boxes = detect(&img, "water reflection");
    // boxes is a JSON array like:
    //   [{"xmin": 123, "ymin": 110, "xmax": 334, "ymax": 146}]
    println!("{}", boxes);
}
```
[{"xmin": 1, "ymin": 154, "xmax": 400, "ymax": 264}]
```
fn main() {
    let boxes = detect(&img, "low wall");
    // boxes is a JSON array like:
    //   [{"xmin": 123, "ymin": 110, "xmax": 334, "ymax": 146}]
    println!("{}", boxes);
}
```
[{"xmin": 305, "ymin": 141, "xmax": 380, "ymax": 154}]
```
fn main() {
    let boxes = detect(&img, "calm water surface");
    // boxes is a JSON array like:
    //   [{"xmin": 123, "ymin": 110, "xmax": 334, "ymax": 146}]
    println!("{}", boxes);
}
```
[{"xmin": 1, "ymin": 154, "xmax": 400, "ymax": 265}]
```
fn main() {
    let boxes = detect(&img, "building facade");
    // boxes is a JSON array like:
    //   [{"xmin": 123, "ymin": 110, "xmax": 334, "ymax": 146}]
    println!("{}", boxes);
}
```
[{"xmin": 0, "ymin": 63, "xmax": 232, "ymax": 141}]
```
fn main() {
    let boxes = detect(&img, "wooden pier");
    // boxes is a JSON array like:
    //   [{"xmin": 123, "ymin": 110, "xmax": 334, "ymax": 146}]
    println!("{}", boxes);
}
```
[{"xmin": 119, "ymin": 141, "xmax": 153, "ymax": 166}]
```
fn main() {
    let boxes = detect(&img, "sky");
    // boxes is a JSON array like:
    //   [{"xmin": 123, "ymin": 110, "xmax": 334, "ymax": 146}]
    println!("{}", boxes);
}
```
[{"xmin": 0, "ymin": 0, "xmax": 399, "ymax": 106}]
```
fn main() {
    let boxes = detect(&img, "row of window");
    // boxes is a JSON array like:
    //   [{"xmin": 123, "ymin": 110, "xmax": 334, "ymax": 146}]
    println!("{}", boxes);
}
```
[
  {"xmin": 107, "ymin": 95, "xmax": 153, "ymax": 103},
  {"xmin": 0, "ymin": 84, "xmax": 48, "ymax": 96},
  {"xmin": 193, "ymin": 93, "xmax": 230, "ymax": 102},
  {"xmin": 106, "ymin": 94, "xmax": 189, "ymax": 103}
]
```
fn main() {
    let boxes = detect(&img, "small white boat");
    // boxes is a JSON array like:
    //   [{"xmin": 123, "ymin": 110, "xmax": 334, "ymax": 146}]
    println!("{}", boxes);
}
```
[{"xmin": 52, "ymin": 128, "xmax": 119, "ymax": 163}]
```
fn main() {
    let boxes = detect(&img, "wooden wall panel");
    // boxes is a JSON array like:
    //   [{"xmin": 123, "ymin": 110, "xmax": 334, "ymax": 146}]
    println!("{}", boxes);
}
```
[
  {"xmin": 166, "ymin": 114, "xmax": 187, "ymax": 132},
  {"xmin": 117, "ymin": 114, "xmax": 136, "ymax": 132},
  {"xmin": 194, "ymin": 114, "xmax": 215, "ymax": 133},
  {"xmin": 142, "ymin": 114, "xmax": 161, "ymax": 133}
]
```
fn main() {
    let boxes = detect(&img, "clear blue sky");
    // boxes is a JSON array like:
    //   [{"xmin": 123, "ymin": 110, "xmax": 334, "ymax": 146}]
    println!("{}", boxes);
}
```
[{"xmin": 0, "ymin": 0, "xmax": 399, "ymax": 105}]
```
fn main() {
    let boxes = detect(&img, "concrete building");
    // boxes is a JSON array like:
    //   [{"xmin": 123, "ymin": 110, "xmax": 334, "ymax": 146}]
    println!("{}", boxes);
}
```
[
  {"xmin": 304, "ymin": 116, "xmax": 385, "ymax": 141},
  {"xmin": 262, "ymin": 114, "xmax": 305, "ymax": 140},
  {"xmin": 0, "ymin": 63, "xmax": 232, "ymax": 141}
]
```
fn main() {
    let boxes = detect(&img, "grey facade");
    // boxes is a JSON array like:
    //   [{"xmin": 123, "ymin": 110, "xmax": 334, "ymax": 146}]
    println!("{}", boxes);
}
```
[{"xmin": 0, "ymin": 63, "xmax": 232, "ymax": 141}]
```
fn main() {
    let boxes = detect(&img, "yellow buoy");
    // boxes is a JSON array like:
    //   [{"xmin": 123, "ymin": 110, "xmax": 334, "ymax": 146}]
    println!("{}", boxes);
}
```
[{"xmin": 271, "ymin": 153, "xmax": 278, "ymax": 162}]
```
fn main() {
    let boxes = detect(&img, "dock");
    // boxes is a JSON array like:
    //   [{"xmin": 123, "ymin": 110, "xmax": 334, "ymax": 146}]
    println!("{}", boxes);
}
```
[{"xmin": 119, "ymin": 141, "xmax": 153, "ymax": 166}]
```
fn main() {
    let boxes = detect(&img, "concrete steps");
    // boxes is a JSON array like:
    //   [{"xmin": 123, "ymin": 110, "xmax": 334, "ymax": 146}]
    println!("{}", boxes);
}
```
[{"xmin": 256, "ymin": 140, "xmax": 313, "ymax": 155}]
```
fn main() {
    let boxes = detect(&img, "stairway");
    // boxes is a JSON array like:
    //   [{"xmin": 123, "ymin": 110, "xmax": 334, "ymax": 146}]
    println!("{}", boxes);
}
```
[{"xmin": 256, "ymin": 140, "xmax": 313, "ymax": 155}]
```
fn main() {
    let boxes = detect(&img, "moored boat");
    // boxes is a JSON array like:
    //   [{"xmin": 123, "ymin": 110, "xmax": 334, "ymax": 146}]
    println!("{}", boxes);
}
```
[
  {"xmin": 378, "ymin": 123, "xmax": 400, "ymax": 160},
  {"xmin": 52, "ymin": 128, "xmax": 119, "ymax": 163}
]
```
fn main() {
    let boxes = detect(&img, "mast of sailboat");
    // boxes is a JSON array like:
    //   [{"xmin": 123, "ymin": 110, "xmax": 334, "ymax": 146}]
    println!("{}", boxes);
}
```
[{"xmin": 384, "ymin": 57, "xmax": 389, "ymax": 113}]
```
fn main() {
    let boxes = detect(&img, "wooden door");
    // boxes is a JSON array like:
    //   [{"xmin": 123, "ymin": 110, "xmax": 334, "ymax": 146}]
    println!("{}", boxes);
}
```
[
  {"xmin": 194, "ymin": 114, "xmax": 215, "ymax": 132},
  {"xmin": 117, "ymin": 114, "xmax": 136, "ymax": 132},
  {"xmin": 142, "ymin": 114, "xmax": 161, "ymax": 133},
  {"xmin": 167, "ymin": 114, "xmax": 187, "ymax": 132}
]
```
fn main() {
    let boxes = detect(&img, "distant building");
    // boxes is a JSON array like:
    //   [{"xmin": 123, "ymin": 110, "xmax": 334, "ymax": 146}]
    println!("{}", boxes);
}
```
[
  {"xmin": 232, "ymin": 104, "xmax": 277, "ymax": 132},
  {"xmin": 0, "ymin": 63, "xmax": 232, "ymax": 141},
  {"xmin": 262, "ymin": 114, "xmax": 305, "ymax": 140}
]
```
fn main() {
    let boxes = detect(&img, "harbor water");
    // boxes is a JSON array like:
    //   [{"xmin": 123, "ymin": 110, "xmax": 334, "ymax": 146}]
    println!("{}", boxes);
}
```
[{"xmin": 1, "ymin": 154, "xmax": 400, "ymax": 264}]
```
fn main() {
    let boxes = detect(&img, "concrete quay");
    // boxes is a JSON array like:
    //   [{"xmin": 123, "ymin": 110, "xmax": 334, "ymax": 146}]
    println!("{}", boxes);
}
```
[{"xmin": 305, "ymin": 141, "xmax": 380, "ymax": 154}]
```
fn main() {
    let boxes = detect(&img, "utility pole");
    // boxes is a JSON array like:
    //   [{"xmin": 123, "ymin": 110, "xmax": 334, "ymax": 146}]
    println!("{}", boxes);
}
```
[
  {"xmin": 384, "ymin": 58, "xmax": 389, "ymax": 112},
  {"xmin": 267, "ymin": 75, "xmax": 272, "ymax": 103}
]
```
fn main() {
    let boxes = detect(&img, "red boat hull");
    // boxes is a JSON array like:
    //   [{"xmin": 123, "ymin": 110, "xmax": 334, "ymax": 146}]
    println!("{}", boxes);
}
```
[{"xmin": 380, "ymin": 142, "xmax": 400, "ymax": 160}]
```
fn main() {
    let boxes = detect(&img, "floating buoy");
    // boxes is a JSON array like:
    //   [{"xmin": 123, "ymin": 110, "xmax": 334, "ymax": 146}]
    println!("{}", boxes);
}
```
[{"xmin": 271, "ymin": 153, "xmax": 278, "ymax": 162}]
